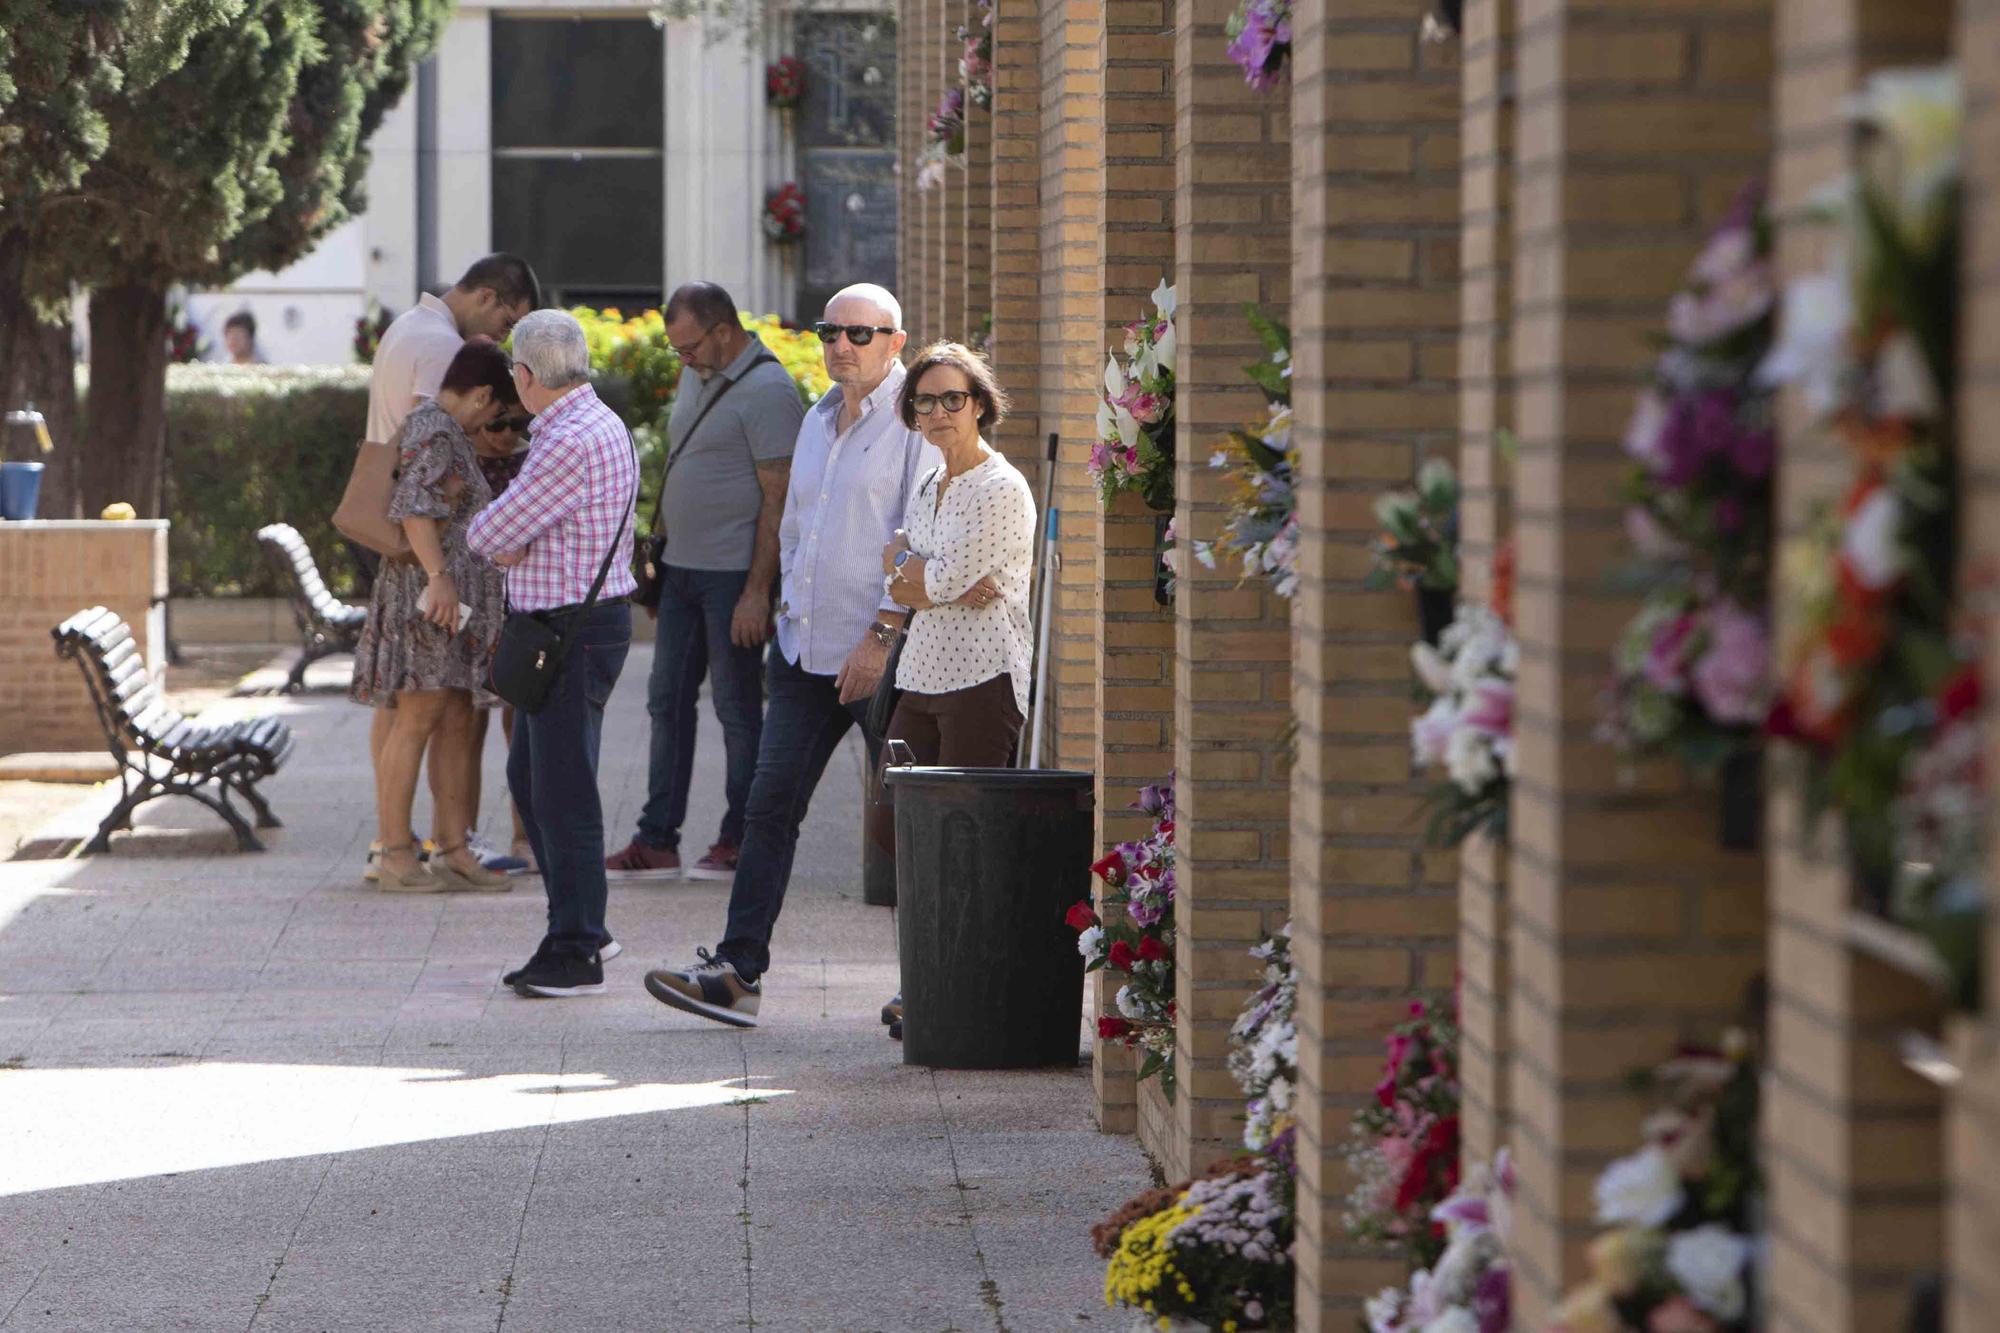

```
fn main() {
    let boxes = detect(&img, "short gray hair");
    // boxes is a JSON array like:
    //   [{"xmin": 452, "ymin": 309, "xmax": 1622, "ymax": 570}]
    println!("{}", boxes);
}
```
[
  {"xmin": 826, "ymin": 283, "xmax": 902, "ymax": 332},
  {"xmin": 511, "ymin": 310, "xmax": 590, "ymax": 389}
]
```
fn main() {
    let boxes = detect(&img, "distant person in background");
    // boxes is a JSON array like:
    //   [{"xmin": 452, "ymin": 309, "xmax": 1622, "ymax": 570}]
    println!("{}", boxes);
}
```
[
  {"xmin": 357, "ymin": 252, "xmax": 541, "ymax": 884},
  {"xmin": 604, "ymin": 281, "xmax": 802, "ymax": 886},
  {"xmin": 222, "ymin": 311, "xmax": 264, "ymax": 366}
]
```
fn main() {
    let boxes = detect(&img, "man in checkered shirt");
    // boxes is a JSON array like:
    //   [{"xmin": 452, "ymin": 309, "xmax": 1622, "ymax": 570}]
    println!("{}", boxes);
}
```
[{"xmin": 467, "ymin": 310, "xmax": 639, "ymax": 999}]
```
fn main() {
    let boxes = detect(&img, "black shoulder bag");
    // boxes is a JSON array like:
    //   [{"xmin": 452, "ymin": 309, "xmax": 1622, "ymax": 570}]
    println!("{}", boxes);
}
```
[
  {"xmin": 489, "ymin": 506, "xmax": 631, "ymax": 715},
  {"xmin": 633, "ymin": 350, "xmax": 779, "ymax": 610}
]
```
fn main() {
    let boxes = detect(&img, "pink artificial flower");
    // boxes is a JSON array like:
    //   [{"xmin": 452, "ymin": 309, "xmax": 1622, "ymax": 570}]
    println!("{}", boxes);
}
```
[
  {"xmin": 1625, "ymin": 391, "xmax": 1669, "ymax": 469},
  {"xmin": 1690, "ymin": 602, "xmax": 1768, "ymax": 725},
  {"xmin": 1088, "ymin": 440, "xmax": 1110, "ymax": 475},
  {"xmin": 1648, "ymin": 1296, "xmax": 1722, "ymax": 1333},
  {"xmin": 1642, "ymin": 612, "xmax": 1699, "ymax": 693},
  {"xmin": 1461, "ymin": 680, "xmax": 1513, "ymax": 738}
]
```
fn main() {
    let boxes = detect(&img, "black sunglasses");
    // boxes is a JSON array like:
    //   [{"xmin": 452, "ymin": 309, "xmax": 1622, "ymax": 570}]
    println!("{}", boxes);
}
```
[
  {"xmin": 482, "ymin": 417, "xmax": 530, "ymax": 434},
  {"xmin": 813, "ymin": 322, "xmax": 897, "ymax": 347},
  {"xmin": 910, "ymin": 391, "xmax": 973, "ymax": 416}
]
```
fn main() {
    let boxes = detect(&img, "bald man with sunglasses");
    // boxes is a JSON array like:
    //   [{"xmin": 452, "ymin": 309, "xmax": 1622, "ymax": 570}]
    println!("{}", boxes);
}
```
[{"xmin": 643, "ymin": 283, "xmax": 942, "ymax": 1027}]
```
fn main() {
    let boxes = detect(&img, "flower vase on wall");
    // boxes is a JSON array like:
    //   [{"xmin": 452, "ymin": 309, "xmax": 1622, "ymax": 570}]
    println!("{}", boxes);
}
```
[
  {"xmin": 1718, "ymin": 748, "xmax": 1762, "ymax": 852},
  {"xmin": 1416, "ymin": 586, "xmax": 1454, "ymax": 646}
]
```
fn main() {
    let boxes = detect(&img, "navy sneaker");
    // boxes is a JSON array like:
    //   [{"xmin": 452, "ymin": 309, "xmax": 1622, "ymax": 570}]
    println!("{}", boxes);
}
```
[
  {"xmin": 511, "ymin": 951, "xmax": 606, "ymax": 998},
  {"xmin": 643, "ymin": 948, "xmax": 761, "ymax": 1028}
]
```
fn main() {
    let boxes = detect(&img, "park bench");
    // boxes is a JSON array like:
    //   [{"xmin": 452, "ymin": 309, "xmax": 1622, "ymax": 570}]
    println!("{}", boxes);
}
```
[
  {"xmin": 257, "ymin": 523, "xmax": 366, "ymax": 692},
  {"xmin": 51, "ymin": 606, "xmax": 294, "ymax": 853}
]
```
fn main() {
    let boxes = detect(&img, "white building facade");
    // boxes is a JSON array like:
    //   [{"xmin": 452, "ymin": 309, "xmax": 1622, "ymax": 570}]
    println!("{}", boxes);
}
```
[{"xmin": 186, "ymin": 0, "xmax": 898, "ymax": 366}]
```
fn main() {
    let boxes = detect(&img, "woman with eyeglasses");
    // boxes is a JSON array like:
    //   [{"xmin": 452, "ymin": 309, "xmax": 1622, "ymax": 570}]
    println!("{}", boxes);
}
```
[
  {"xmin": 348, "ymin": 341, "xmax": 520, "ymax": 893},
  {"xmin": 876, "ymin": 342, "xmax": 1035, "ymax": 1036}
]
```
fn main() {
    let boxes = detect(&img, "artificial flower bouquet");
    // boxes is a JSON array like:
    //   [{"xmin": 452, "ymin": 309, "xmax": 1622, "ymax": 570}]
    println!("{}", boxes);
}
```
[
  {"xmin": 352, "ymin": 305, "xmax": 393, "ymax": 366},
  {"xmin": 1227, "ymin": 926, "xmax": 1297, "ymax": 1155},
  {"xmin": 1090, "ymin": 279, "xmax": 1179, "ymax": 512},
  {"xmin": 1070, "ymin": 776, "xmax": 1178, "ymax": 1096},
  {"xmin": 1760, "ymin": 66, "xmax": 1965, "ymax": 908},
  {"xmin": 166, "ymin": 301, "xmax": 206, "ymax": 364},
  {"xmin": 1343, "ymin": 996, "xmax": 1462, "ymax": 1271},
  {"xmin": 1225, "ymin": 0, "xmax": 1292, "ymax": 92},
  {"xmin": 762, "ymin": 182, "xmax": 806, "ymax": 244},
  {"xmin": 1197, "ymin": 305, "xmax": 1297, "ymax": 598},
  {"xmin": 1365, "ymin": 1150, "xmax": 1513, "ymax": 1333},
  {"xmin": 1095, "ymin": 1150, "xmax": 1297, "ymax": 1333},
  {"xmin": 958, "ymin": 0, "xmax": 993, "ymax": 109},
  {"xmin": 916, "ymin": 87, "xmax": 967, "ymax": 193},
  {"xmin": 1604, "ymin": 186, "xmax": 1777, "ymax": 782},
  {"xmin": 765, "ymin": 55, "xmax": 805, "ymax": 109},
  {"xmin": 1367, "ymin": 458, "xmax": 1460, "ymax": 597},
  {"xmin": 1410, "ymin": 604, "xmax": 1518, "ymax": 848},
  {"xmin": 1551, "ymin": 1032, "xmax": 1761, "ymax": 1333}
]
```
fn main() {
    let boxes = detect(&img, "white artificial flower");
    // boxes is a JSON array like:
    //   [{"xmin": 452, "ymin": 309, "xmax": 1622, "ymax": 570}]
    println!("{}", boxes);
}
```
[
  {"xmin": 1117, "ymin": 984, "xmax": 1144, "ymax": 1019},
  {"xmin": 1412, "ymin": 695, "xmax": 1460, "ymax": 768},
  {"xmin": 1875, "ymin": 329, "xmax": 1940, "ymax": 420},
  {"xmin": 1103, "ymin": 352, "xmax": 1127, "ymax": 400},
  {"xmin": 1593, "ymin": 1145, "xmax": 1685, "ymax": 1227},
  {"xmin": 1151, "ymin": 278, "xmax": 1178, "ymax": 320},
  {"xmin": 1365, "ymin": 1288, "xmax": 1409, "ymax": 1333},
  {"xmin": 1420, "ymin": 1308, "xmax": 1479, "ymax": 1333},
  {"xmin": 1153, "ymin": 319, "xmax": 1176, "ymax": 375},
  {"xmin": 1076, "ymin": 925, "xmax": 1102, "ymax": 960},
  {"xmin": 1759, "ymin": 270, "xmax": 1852, "ymax": 418},
  {"xmin": 1132, "ymin": 340, "xmax": 1158, "ymax": 382},
  {"xmin": 1095, "ymin": 399, "xmax": 1116, "ymax": 444},
  {"xmin": 1114, "ymin": 405, "xmax": 1140, "ymax": 452},
  {"xmin": 1445, "ymin": 726, "xmax": 1497, "ymax": 796},
  {"xmin": 1854, "ymin": 66, "xmax": 1962, "ymax": 247},
  {"xmin": 1411, "ymin": 641, "xmax": 1453, "ymax": 694},
  {"xmin": 1665, "ymin": 1224, "xmax": 1753, "ymax": 1320},
  {"xmin": 1841, "ymin": 486, "xmax": 1904, "ymax": 589}
]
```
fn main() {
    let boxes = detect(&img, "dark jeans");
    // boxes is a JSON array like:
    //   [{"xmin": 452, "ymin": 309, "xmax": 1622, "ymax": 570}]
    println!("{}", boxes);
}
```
[
  {"xmin": 636, "ymin": 565, "xmax": 766, "ymax": 852},
  {"xmin": 507, "ymin": 601, "xmax": 631, "ymax": 960},
  {"xmin": 718, "ymin": 646, "xmax": 874, "ymax": 981}
]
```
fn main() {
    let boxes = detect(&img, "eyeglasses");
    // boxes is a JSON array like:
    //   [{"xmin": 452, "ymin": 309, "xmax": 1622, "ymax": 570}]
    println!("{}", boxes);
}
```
[
  {"xmin": 911, "ymin": 391, "xmax": 972, "ymax": 416},
  {"xmin": 668, "ymin": 324, "xmax": 722, "ymax": 361},
  {"xmin": 814, "ymin": 322, "xmax": 897, "ymax": 347},
  {"xmin": 482, "ymin": 417, "xmax": 530, "ymax": 435}
]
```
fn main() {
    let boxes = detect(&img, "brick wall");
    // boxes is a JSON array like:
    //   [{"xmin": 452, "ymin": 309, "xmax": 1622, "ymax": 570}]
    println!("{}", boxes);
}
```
[
  {"xmin": 1952, "ymin": 0, "xmax": 2000, "ymax": 1325},
  {"xmin": 938, "ymin": 0, "xmax": 968, "ymax": 344},
  {"xmin": 988, "ymin": 0, "xmax": 1042, "ymax": 470},
  {"xmin": 1505, "ymin": 1, "xmax": 1773, "ymax": 1322},
  {"xmin": 1036, "ymin": 0, "xmax": 1104, "ymax": 777},
  {"xmin": 1763, "ymin": 3, "xmax": 1954, "ymax": 1330},
  {"xmin": 960, "ymin": 0, "xmax": 994, "ymax": 350},
  {"xmin": 0, "ymin": 522, "xmax": 170, "ymax": 755},
  {"xmin": 1287, "ymin": 1, "xmax": 1462, "ymax": 1323},
  {"xmin": 1169, "ymin": 0, "xmax": 1292, "ymax": 1184}
]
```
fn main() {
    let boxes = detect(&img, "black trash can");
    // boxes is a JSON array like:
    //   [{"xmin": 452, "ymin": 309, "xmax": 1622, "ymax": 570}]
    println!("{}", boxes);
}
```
[{"xmin": 883, "ymin": 755, "xmax": 1095, "ymax": 1069}]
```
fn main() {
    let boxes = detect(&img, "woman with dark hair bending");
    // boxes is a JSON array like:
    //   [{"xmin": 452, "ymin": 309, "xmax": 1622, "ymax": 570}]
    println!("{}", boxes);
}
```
[
  {"xmin": 876, "ymin": 342, "xmax": 1036, "ymax": 1036},
  {"xmin": 349, "ymin": 341, "xmax": 521, "ymax": 892}
]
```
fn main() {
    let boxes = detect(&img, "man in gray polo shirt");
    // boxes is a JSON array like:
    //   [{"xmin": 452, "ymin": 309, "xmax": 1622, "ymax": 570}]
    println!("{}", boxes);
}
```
[{"xmin": 607, "ymin": 282, "xmax": 803, "ymax": 882}]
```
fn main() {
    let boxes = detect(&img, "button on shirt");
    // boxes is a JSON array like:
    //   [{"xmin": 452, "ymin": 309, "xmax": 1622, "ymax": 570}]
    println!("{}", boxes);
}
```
[
  {"xmin": 365, "ymin": 293, "xmax": 462, "ymax": 444},
  {"xmin": 777, "ymin": 362, "xmax": 941, "ymax": 675},
  {"xmin": 659, "ymin": 337, "xmax": 803, "ymax": 571},
  {"xmin": 466, "ymin": 383, "xmax": 639, "ymax": 611}
]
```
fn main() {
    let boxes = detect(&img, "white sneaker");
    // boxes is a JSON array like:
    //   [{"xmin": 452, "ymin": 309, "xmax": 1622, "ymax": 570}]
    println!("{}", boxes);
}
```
[{"xmin": 466, "ymin": 828, "xmax": 533, "ymax": 876}]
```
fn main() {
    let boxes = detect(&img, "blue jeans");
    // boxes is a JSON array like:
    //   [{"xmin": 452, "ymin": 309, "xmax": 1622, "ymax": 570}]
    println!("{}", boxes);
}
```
[
  {"xmin": 507, "ymin": 601, "xmax": 631, "ymax": 960},
  {"xmin": 718, "ymin": 646, "xmax": 874, "ymax": 981},
  {"xmin": 636, "ymin": 565, "xmax": 766, "ymax": 852}
]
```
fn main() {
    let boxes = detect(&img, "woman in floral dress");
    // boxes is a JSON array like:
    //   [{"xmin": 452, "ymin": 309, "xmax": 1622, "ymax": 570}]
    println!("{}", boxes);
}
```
[{"xmin": 350, "ymin": 342, "xmax": 520, "ymax": 892}]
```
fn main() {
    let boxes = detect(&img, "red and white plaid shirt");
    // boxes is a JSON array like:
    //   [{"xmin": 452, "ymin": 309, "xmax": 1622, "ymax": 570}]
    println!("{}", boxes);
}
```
[{"xmin": 467, "ymin": 383, "xmax": 638, "ymax": 611}]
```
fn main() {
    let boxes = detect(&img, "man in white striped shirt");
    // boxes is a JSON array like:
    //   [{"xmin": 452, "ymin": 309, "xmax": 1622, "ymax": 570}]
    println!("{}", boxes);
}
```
[{"xmin": 644, "ymin": 283, "xmax": 940, "ymax": 1027}]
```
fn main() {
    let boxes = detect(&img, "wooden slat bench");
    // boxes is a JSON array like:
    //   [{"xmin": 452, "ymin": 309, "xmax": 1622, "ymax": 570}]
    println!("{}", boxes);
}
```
[
  {"xmin": 257, "ymin": 523, "xmax": 365, "ymax": 692},
  {"xmin": 51, "ymin": 606, "xmax": 295, "ymax": 853}
]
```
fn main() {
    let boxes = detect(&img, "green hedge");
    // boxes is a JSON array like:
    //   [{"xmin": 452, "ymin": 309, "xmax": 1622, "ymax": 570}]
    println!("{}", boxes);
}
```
[{"xmin": 153, "ymin": 364, "xmax": 657, "ymax": 597}]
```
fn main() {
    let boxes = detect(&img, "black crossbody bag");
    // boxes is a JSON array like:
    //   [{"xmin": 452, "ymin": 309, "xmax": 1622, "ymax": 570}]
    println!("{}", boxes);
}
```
[
  {"xmin": 490, "ymin": 506, "xmax": 631, "ymax": 715},
  {"xmin": 633, "ymin": 349, "xmax": 779, "ymax": 609}
]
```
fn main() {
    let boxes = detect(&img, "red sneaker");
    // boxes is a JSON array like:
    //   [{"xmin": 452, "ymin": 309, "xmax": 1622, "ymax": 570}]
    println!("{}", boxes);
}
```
[
  {"xmin": 686, "ymin": 840, "xmax": 740, "ymax": 881},
  {"xmin": 604, "ymin": 839, "xmax": 682, "ymax": 881}
]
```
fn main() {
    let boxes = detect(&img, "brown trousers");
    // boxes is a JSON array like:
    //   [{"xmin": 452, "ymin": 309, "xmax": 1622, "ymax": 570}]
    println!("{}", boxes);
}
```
[{"xmin": 868, "ymin": 673, "xmax": 1024, "ymax": 856}]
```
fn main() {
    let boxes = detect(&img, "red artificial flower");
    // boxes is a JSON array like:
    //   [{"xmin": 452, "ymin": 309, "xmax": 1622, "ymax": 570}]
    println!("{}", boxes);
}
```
[
  {"xmin": 1065, "ymin": 900, "xmax": 1099, "ymax": 932},
  {"xmin": 1156, "ymin": 820, "xmax": 1174, "ymax": 841},
  {"xmin": 1090, "ymin": 851, "xmax": 1126, "ymax": 883},
  {"xmin": 1097, "ymin": 1016, "xmax": 1132, "ymax": 1040},
  {"xmin": 1137, "ymin": 936, "xmax": 1167, "ymax": 963},
  {"xmin": 1940, "ymin": 665, "xmax": 1982, "ymax": 722},
  {"xmin": 1107, "ymin": 939, "xmax": 1137, "ymax": 972}
]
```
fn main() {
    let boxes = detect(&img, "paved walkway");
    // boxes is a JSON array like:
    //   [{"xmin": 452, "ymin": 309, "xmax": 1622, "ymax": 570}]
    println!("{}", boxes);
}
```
[{"xmin": 0, "ymin": 640, "xmax": 1145, "ymax": 1332}]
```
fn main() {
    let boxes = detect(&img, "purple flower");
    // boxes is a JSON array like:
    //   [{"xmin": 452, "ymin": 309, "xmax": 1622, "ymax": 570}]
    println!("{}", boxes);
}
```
[
  {"xmin": 1226, "ymin": 0, "xmax": 1291, "ymax": 90},
  {"xmin": 1643, "ymin": 612, "xmax": 1699, "ymax": 693},
  {"xmin": 1473, "ymin": 1267, "xmax": 1511, "ymax": 1333},
  {"xmin": 1730, "ymin": 426, "xmax": 1774, "ymax": 480},
  {"xmin": 1655, "ymin": 398, "xmax": 1704, "ymax": 487},
  {"xmin": 1690, "ymin": 601, "xmax": 1768, "ymax": 725},
  {"xmin": 1691, "ymin": 389, "xmax": 1739, "ymax": 463},
  {"xmin": 1715, "ymin": 496, "xmax": 1746, "ymax": 533},
  {"xmin": 1625, "ymin": 391, "xmax": 1669, "ymax": 468}
]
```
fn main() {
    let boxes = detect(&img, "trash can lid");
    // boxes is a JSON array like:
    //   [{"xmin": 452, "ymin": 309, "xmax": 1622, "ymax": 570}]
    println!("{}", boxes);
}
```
[{"xmin": 881, "ymin": 764, "xmax": 1095, "ymax": 793}]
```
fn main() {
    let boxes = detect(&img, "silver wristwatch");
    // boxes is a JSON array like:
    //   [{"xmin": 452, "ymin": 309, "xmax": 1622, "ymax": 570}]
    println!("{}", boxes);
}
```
[{"xmin": 868, "ymin": 620, "xmax": 899, "ymax": 647}]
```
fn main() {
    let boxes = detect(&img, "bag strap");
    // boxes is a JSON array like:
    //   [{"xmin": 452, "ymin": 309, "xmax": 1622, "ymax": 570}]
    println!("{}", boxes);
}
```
[
  {"xmin": 647, "ymin": 347, "xmax": 780, "ymax": 536},
  {"xmin": 549, "ymin": 501, "xmax": 632, "ymax": 658}
]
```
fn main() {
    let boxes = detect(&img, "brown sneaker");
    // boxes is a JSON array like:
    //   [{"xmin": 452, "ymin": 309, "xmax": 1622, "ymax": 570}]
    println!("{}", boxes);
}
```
[
  {"xmin": 685, "ymin": 840, "xmax": 739, "ymax": 881},
  {"xmin": 604, "ymin": 839, "xmax": 681, "ymax": 881}
]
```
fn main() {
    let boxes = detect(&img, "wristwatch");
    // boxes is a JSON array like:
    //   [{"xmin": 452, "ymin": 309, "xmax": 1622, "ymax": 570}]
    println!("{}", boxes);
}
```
[
  {"xmin": 868, "ymin": 620, "xmax": 899, "ymax": 647},
  {"xmin": 893, "ymin": 549, "xmax": 913, "ymax": 570}
]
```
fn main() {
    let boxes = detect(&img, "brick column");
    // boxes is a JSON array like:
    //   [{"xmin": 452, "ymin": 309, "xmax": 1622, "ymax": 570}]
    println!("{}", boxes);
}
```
[
  {"xmin": 1036, "ymin": 0, "xmax": 1103, "ymax": 777},
  {"xmin": 925, "ymin": 0, "xmax": 949, "ymax": 342},
  {"xmin": 1091, "ymin": 3, "xmax": 1177, "ymax": 1141},
  {"xmin": 1168, "ymin": 0, "xmax": 1291, "ymax": 1184},
  {"xmin": 1287, "ymin": 3, "xmax": 1461, "ymax": 1324},
  {"xmin": 1951, "ymin": 0, "xmax": 2000, "ymax": 1327},
  {"xmin": 960, "ymin": 0, "xmax": 993, "ymax": 346},
  {"xmin": 1505, "ymin": 3, "xmax": 1772, "ymax": 1323},
  {"xmin": 1457, "ymin": 0, "xmax": 1516, "ymax": 1171},
  {"xmin": 938, "ymin": 0, "xmax": 967, "ymax": 344},
  {"xmin": 1763, "ymin": 3, "xmax": 1953, "ymax": 1331},
  {"xmin": 899, "ymin": 0, "xmax": 931, "ymax": 337},
  {"xmin": 987, "ymin": 0, "xmax": 1042, "ymax": 469}
]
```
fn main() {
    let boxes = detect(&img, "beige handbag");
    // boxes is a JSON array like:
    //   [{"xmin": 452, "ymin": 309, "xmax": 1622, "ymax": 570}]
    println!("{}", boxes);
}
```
[{"xmin": 331, "ymin": 439, "xmax": 412, "ymax": 561}]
